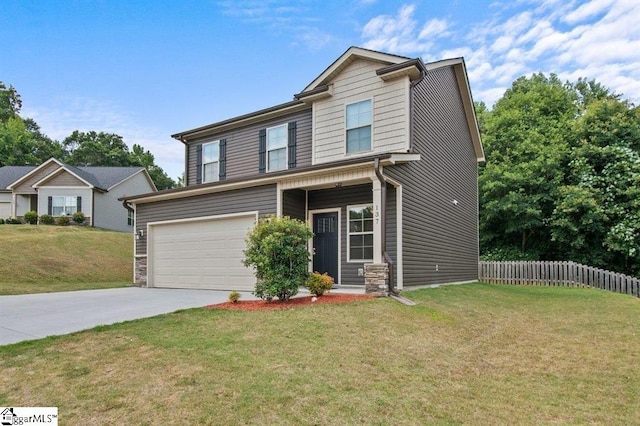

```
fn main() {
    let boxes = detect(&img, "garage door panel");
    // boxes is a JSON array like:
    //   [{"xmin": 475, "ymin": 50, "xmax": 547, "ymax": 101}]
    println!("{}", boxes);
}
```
[{"xmin": 150, "ymin": 214, "xmax": 256, "ymax": 290}]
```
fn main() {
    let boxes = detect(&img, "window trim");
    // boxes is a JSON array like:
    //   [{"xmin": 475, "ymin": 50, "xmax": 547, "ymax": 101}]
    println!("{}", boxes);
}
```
[
  {"xmin": 202, "ymin": 140, "xmax": 220, "ymax": 183},
  {"xmin": 51, "ymin": 196, "xmax": 78, "ymax": 216},
  {"xmin": 346, "ymin": 203, "xmax": 374, "ymax": 263},
  {"xmin": 345, "ymin": 98, "xmax": 373, "ymax": 155},
  {"xmin": 266, "ymin": 123, "xmax": 288, "ymax": 172}
]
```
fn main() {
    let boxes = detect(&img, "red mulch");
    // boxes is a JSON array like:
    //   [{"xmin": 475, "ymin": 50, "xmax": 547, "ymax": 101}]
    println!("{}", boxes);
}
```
[{"xmin": 207, "ymin": 293, "xmax": 373, "ymax": 311}]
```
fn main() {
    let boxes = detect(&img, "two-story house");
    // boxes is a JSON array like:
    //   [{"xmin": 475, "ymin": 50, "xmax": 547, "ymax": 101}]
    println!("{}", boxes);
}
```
[{"xmin": 123, "ymin": 47, "xmax": 484, "ymax": 293}]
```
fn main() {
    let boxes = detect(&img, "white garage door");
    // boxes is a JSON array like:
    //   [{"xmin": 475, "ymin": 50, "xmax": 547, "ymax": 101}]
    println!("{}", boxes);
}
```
[
  {"xmin": 0, "ymin": 202, "xmax": 10, "ymax": 219},
  {"xmin": 149, "ymin": 213, "xmax": 256, "ymax": 290}
]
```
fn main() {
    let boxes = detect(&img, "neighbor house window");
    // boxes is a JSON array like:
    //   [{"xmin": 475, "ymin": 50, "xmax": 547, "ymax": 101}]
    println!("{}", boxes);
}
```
[
  {"xmin": 267, "ymin": 124, "xmax": 287, "ymax": 172},
  {"xmin": 127, "ymin": 209, "xmax": 134, "ymax": 226},
  {"xmin": 202, "ymin": 141, "xmax": 220, "ymax": 183},
  {"xmin": 52, "ymin": 196, "xmax": 78, "ymax": 216},
  {"xmin": 348, "ymin": 204, "xmax": 374, "ymax": 261},
  {"xmin": 346, "ymin": 99, "xmax": 372, "ymax": 154}
]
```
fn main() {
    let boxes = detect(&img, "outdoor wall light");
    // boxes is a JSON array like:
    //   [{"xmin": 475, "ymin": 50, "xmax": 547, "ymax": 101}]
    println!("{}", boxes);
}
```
[{"xmin": 136, "ymin": 229, "xmax": 144, "ymax": 240}]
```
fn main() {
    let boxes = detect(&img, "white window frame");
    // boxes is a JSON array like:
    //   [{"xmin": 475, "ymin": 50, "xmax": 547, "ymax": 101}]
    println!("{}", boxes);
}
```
[
  {"xmin": 202, "ymin": 140, "xmax": 220, "ymax": 183},
  {"xmin": 266, "ymin": 123, "xmax": 288, "ymax": 172},
  {"xmin": 345, "ymin": 99, "xmax": 373, "ymax": 154},
  {"xmin": 52, "ymin": 196, "xmax": 78, "ymax": 216},
  {"xmin": 347, "ymin": 203, "xmax": 374, "ymax": 262}
]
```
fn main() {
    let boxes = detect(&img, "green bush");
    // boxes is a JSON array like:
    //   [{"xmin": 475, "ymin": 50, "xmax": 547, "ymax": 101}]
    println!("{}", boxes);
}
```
[
  {"xmin": 0, "ymin": 218, "xmax": 4, "ymax": 224},
  {"xmin": 39, "ymin": 214, "xmax": 55, "ymax": 225},
  {"xmin": 306, "ymin": 272, "xmax": 335, "ymax": 296},
  {"xmin": 243, "ymin": 215, "xmax": 313, "ymax": 302},
  {"xmin": 56, "ymin": 215, "xmax": 71, "ymax": 226},
  {"xmin": 6, "ymin": 218, "xmax": 22, "ymax": 224},
  {"xmin": 228, "ymin": 291, "xmax": 241, "ymax": 303},
  {"xmin": 72, "ymin": 211, "xmax": 85, "ymax": 224},
  {"xmin": 24, "ymin": 210, "xmax": 38, "ymax": 225}
]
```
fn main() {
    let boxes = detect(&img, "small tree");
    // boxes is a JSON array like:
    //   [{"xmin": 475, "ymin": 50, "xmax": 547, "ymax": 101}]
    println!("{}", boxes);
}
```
[{"xmin": 243, "ymin": 215, "xmax": 313, "ymax": 302}]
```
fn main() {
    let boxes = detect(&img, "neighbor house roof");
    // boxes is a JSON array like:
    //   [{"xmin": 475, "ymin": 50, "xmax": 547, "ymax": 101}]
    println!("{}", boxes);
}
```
[
  {"xmin": 0, "ymin": 159, "xmax": 152, "ymax": 192},
  {"xmin": 0, "ymin": 166, "xmax": 36, "ymax": 190}
]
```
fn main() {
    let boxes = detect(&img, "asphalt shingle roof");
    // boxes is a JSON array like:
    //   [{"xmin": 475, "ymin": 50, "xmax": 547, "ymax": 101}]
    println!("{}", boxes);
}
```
[
  {"xmin": 0, "ymin": 166, "xmax": 36, "ymax": 190},
  {"xmin": 0, "ymin": 162, "xmax": 145, "ymax": 191}
]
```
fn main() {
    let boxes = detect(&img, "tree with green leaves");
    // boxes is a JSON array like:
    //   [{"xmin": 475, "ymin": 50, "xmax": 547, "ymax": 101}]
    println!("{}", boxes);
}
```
[
  {"xmin": 243, "ymin": 216, "xmax": 314, "ymax": 301},
  {"xmin": 480, "ymin": 74, "xmax": 640, "ymax": 276}
]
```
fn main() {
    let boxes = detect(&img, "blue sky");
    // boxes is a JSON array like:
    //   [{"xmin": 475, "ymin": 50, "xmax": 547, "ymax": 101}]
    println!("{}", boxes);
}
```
[{"xmin": 1, "ymin": 0, "xmax": 638, "ymax": 180}]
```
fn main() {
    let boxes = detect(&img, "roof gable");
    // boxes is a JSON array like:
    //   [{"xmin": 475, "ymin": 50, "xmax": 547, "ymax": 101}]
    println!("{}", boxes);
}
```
[
  {"xmin": 301, "ymin": 47, "xmax": 412, "ymax": 93},
  {"xmin": 0, "ymin": 166, "xmax": 36, "ymax": 190},
  {"xmin": 2, "ymin": 158, "xmax": 152, "ymax": 192}
]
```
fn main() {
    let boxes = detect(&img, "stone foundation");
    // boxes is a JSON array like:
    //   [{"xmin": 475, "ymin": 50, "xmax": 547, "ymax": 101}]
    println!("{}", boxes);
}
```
[
  {"xmin": 364, "ymin": 263, "xmax": 389, "ymax": 297},
  {"xmin": 134, "ymin": 256, "xmax": 147, "ymax": 287}
]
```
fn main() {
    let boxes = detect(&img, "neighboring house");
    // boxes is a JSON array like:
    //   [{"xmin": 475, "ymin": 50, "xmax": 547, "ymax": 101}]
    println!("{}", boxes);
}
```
[
  {"xmin": 0, "ymin": 158, "xmax": 156, "ymax": 232},
  {"xmin": 123, "ymin": 47, "xmax": 485, "ymax": 293}
]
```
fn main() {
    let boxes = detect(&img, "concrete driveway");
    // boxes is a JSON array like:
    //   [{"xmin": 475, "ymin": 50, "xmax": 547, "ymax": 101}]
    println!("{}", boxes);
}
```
[{"xmin": 0, "ymin": 287, "xmax": 257, "ymax": 346}]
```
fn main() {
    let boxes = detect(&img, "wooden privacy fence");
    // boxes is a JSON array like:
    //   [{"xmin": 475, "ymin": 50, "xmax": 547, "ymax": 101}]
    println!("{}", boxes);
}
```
[{"xmin": 479, "ymin": 261, "xmax": 640, "ymax": 298}]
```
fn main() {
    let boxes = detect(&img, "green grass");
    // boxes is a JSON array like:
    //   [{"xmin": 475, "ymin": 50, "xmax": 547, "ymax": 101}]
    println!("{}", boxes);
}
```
[
  {"xmin": 0, "ymin": 225, "xmax": 132, "ymax": 294},
  {"xmin": 1, "ymin": 283, "xmax": 639, "ymax": 424}
]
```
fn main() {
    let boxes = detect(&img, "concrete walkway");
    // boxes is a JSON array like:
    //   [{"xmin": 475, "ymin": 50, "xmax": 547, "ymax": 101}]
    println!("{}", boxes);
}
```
[{"xmin": 0, "ymin": 287, "xmax": 257, "ymax": 346}]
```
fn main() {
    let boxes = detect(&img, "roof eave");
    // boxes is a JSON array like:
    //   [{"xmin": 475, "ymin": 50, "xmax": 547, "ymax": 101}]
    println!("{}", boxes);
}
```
[{"xmin": 172, "ymin": 100, "xmax": 309, "ymax": 142}]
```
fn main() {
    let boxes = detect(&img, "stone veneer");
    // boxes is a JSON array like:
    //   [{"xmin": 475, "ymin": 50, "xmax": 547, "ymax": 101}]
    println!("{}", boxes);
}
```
[
  {"xmin": 134, "ymin": 255, "xmax": 147, "ymax": 287},
  {"xmin": 364, "ymin": 263, "xmax": 389, "ymax": 297}
]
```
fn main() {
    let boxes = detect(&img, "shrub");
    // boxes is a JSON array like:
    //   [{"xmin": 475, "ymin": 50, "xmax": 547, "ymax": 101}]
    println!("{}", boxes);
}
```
[
  {"xmin": 243, "ymin": 215, "xmax": 313, "ymax": 302},
  {"xmin": 306, "ymin": 272, "xmax": 335, "ymax": 296},
  {"xmin": 24, "ymin": 210, "xmax": 38, "ymax": 225},
  {"xmin": 56, "ymin": 215, "xmax": 71, "ymax": 226},
  {"xmin": 72, "ymin": 211, "xmax": 85, "ymax": 224},
  {"xmin": 6, "ymin": 217, "xmax": 22, "ymax": 224},
  {"xmin": 228, "ymin": 291, "xmax": 241, "ymax": 303},
  {"xmin": 39, "ymin": 214, "xmax": 55, "ymax": 225},
  {"xmin": 0, "ymin": 218, "xmax": 4, "ymax": 224}
]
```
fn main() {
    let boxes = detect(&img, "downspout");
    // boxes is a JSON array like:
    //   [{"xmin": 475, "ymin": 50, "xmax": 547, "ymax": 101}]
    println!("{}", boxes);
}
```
[
  {"xmin": 122, "ymin": 200, "xmax": 134, "ymax": 215},
  {"xmin": 408, "ymin": 70, "xmax": 426, "ymax": 152},
  {"xmin": 374, "ymin": 158, "xmax": 399, "ymax": 296}
]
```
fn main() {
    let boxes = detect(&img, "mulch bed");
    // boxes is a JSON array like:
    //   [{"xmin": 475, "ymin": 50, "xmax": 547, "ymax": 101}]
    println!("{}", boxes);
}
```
[{"xmin": 207, "ymin": 293, "xmax": 373, "ymax": 311}]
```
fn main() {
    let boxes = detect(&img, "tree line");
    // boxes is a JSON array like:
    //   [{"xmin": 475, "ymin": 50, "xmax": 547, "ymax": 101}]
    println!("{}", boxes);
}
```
[
  {"xmin": 478, "ymin": 74, "xmax": 640, "ymax": 276},
  {"xmin": 0, "ymin": 81, "xmax": 177, "ymax": 190}
]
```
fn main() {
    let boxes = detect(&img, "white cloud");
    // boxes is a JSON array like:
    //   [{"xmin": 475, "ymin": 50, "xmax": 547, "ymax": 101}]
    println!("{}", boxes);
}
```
[
  {"xmin": 418, "ymin": 18, "xmax": 450, "ymax": 39},
  {"xmin": 360, "ymin": 0, "xmax": 640, "ymax": 107},
  {"xmin": 361, "ymin": 4, "xmax": 438, "ymax": 54}
]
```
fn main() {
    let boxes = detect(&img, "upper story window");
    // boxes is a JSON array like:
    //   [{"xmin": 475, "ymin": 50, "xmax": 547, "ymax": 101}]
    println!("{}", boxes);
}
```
[
  {"xmin": 202, "ymin": 141, "xmax": 220, "ymax": 183},
  {"xmin": 267, "ymin": 124, "xmax": 287, "ymax": 172},
  {"xmin": 346, "ymin": 99, "xmax": 372, "ymax": 154}
]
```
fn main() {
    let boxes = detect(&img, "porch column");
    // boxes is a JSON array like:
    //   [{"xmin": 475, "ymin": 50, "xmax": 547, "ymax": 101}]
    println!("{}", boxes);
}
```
[
  {"xmin": 372, "ymin": 178, "xmax": 383, "ymax": 264},
  {"xmin": 11, "ymin": 193, "xmax": 16, "ymax": 217}
]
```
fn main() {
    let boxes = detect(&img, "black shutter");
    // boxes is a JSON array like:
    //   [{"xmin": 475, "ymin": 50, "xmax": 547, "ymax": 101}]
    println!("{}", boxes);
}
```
[
  {"xmin": 219, "ymin": 139, "xmax": 227, "ymax": 181},
  {"xmin": 288, "ymin": 121, "xmax": 297, "ymax": 169},
  {"xmin": 196, "ymin": 144, "xmax": 203, "ymax": 184},
  {"xmin": 77, "ymin": 196, "xmax": 82, "ymax": 213},
  {"xmin": 48, "ymin": 196, "xmax": 52, "ymax": 215},
  {"xmin": 258, "ymin": 129, "xmax": 267, "ymax": 174}
]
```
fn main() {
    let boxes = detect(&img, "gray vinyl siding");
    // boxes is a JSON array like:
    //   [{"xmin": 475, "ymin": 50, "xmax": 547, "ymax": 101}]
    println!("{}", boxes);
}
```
[
  {"xmin": 385, "ymin": 65, "xmax": 479, "ymax": 286},
  {"xmin": 186, "ymin": 109, "xmax": 312, "ymax": 186},
  {"xmin": 93, "ymin": 172, "xmax": 155, "ymax": 232},
  {"xmin": 309, "ymin": 185, "xmax": 371, "ymax": 285},
  {"xmin": 135, "ymin": 184, "xmax": 277, "ymax": 255},
  {"xmin": 44, "ymin": 171, "xmax": 85, "ymax": 186},
  {"xmin": 282, "ymin": 189, "xmax": 306, "ymax": 221},
  {"xmin": 307, "ymin": 184, "xmax": 396, "ymax": 285}
]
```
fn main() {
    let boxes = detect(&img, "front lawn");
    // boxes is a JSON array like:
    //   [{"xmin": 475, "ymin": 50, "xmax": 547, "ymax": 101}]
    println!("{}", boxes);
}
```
[
  {"xmin": 1, "ymin": 283, "xmax": 638, "ymax": 424},
  {"xmin": 0, "ymin": 225, "xmax": 132, "ymax": 294}
]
